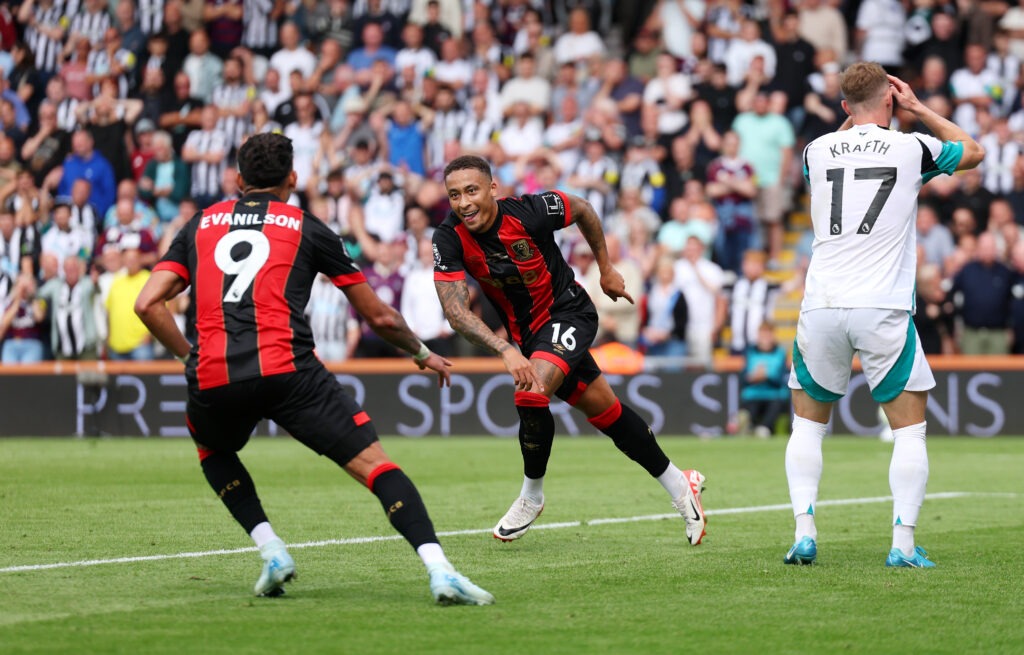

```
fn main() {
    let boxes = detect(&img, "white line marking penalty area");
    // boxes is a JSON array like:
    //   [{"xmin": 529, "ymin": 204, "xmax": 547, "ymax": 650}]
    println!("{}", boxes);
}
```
[{"xmin": 0, "ymin": 491, "xmax": 1013, "ymax": 574}]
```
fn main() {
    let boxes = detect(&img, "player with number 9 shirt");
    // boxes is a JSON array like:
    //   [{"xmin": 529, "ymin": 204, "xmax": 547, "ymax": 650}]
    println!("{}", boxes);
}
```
[
  {"xmin": 433, "ymin": 155, "xmax": 708, "ymax": 546},
  {"xmin": 134, "ymin": 133, "xmax": 494, "ymax": 605}
]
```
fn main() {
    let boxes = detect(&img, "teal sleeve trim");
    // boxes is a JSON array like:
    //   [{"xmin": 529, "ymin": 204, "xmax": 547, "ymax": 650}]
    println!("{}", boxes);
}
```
[{"xmin": 923, "ymin": 141, "xmax": 964, "ymax": 183}]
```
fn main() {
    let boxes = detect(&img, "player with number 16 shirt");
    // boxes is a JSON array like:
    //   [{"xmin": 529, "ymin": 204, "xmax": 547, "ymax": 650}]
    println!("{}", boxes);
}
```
[{"xmin": 433, "ymin": 155, "xmax": 708, "ymax": 546}]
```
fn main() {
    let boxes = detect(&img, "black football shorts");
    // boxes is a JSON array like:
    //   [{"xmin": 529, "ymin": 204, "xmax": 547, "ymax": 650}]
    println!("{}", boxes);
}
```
[
  {"xmin": 520, "ymin": 302, "xmax": 602, "ymax": 405},
  {"xmin": 186, "ymin": 365, "xmax": 378, "ymax": 466}
]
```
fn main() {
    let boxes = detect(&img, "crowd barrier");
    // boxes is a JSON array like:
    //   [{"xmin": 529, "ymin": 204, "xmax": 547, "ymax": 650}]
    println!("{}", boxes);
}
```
[{"xmin": 0, "ymin": 357, "xmax": 1019, "ymax": 437}]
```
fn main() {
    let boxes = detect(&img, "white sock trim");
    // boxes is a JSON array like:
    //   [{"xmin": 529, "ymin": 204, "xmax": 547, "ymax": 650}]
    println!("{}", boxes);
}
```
[
  {"xmin": 249, "ymin": 522, "xmax": 279, "ymax": 549},
  {"xmin": 657, "ymin": 463, "xmax": 686, "ymax": 499},
  {"xmin": 417, "ymin": 543, "xmax": 450, "ymax": 570},
  {"xmin": 520, "ymin": 475, "xmax": 545, "ymax": 505}
]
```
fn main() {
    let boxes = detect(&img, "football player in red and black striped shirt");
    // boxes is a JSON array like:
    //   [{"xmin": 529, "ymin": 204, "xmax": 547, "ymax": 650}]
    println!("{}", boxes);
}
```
[
  {"xmin": 433, "ymin": 155, "xmax": 708, "ymax": 545},
  {"xmin": 134, "ymin": 134, "xmax": 493, "ymax": 605}
]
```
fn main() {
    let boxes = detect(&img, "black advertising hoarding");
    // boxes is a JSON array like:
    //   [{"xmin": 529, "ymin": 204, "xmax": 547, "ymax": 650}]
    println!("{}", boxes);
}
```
[{"xmin": 0, "ymin": 367, "xmax": 1014, "ymax": 437}]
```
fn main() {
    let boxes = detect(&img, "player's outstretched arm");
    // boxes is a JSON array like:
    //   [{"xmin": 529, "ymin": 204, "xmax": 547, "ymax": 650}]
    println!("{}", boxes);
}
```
[
  {"xmin": 435, "ymin": 278, "xmax": 542, "ymax": 392},
  {"xmin": 888, "ymin": 74, "xmax": 986, "ymax": 170},
  {"xmin": 566, "ymin": 193, "xmax": 634, "ymax": 304},
  {"xmin": 134, "ymin": 269, "xmax": 191, "ymax": 361},
  {"xmin": 344, "ymin": 282, "xmax": 452, "ymax": 387}
]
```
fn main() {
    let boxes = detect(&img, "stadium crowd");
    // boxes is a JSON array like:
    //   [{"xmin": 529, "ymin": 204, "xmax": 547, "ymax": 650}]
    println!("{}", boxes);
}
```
[{"xmin": 1, "ymin": 0, "xmax": 1023, "ymax": 367}]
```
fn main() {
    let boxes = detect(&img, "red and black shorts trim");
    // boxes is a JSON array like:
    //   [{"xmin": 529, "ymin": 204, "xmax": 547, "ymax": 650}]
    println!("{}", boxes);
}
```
[
  {"xmin": 521, "ymin": 305, "xmax": 602, "ymax": 405},
  {"xmin": 185, "ymin": 366, "xmax": 378, "ymax": 466}
]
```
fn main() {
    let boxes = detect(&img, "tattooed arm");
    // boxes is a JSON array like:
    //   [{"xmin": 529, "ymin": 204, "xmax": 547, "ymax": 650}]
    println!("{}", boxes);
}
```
[
  {"xmin": 566, "ymin": 193, "xmax": 635, "ymax": 304},
  {"xmin": 435, "ymin": 278, "xmax": 543, "ymax": 392}
]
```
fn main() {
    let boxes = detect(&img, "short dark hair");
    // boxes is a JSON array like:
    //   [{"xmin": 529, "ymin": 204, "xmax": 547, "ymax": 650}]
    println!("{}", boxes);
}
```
[
  {"xmin": 237, "ymin": 133, "xmax": 293, "ymax": 189},
  {"xmin": 443, "ymin": 155, "xmax": 492, "ymax": 181}
]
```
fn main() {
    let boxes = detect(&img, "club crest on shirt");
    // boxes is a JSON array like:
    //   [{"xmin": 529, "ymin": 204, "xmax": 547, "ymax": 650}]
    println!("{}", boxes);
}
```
[{"xmin": 511, "ymin": 239, "xmax": 532, "ymax": 261}]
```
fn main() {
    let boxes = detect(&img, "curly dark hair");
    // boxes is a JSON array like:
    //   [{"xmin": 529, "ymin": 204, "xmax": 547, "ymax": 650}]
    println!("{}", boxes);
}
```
[
  {"xmin": 443, "ymin": 155, "xmax": 493, "ymax": 182},
  {"xmin": 237, "ymin": 133, "xmax": 293, "ymax": 190}
]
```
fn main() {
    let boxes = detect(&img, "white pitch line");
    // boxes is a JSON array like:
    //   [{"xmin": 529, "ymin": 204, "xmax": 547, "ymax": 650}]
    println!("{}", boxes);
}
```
[{"xmin": 0, "ymin": 491, "xmax": 1012, "ymax": 575}]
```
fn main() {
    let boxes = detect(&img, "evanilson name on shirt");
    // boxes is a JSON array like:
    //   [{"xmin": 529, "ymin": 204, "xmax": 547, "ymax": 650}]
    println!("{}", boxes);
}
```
[{"xmin": 199, "ymin": 212, "xmax": 302, "ymax": 231}]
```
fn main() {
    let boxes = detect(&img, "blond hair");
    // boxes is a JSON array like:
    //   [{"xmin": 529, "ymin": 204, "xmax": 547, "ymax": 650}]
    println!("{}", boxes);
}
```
[{"xmin": 840, "ymin": 62, "xmax": 890, "ymax": 110}]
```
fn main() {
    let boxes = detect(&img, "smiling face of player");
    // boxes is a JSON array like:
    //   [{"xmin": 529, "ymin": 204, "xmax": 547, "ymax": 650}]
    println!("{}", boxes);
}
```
[{"xmin": 444, "ymin": 167, "xmax": 499, "ymax": 233}]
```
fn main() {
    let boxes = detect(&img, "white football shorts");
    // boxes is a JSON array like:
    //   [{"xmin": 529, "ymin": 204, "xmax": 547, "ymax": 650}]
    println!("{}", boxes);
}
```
[{"xmin": 787, "ymin": 307, "xmax": 936, "ymax": 403}]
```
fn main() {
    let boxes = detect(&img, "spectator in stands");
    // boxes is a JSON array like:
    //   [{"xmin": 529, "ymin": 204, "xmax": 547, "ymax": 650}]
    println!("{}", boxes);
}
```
[
  {"xmin": 914, "ymin": 263, "xmax": 957, "ymax": 355},
  {"xmin": 203, "ymin": 0, "xmax": 242, "ymax": 59},
  {"xmin": 802, "ymin": 63, "xmax": 845, "ymax": 141},
  {"xmin": 57, "ymin": 128, "xmax": 116, "ymax": 216},
  {"xmin": 732, "ymin": 91, "xmax": 794, "ymax": 267},
  {"xmin": 951, "ymin": 43, "xmax": 1002, "ymax": 138},
  {"xmin": 432, "ymin": 37, "xmax": 472, "ymax": 93},
  {"xmin": 917, "ymin": 203, "xmax": 956, "ymax": 268},
  {"xmin": 568, "ymin": 131, "xmax": 617, "ymax": 220},
  {"xmin": 952, "ymin": 231, "xmax": 1014, "ymax": 354},
  {"xmin": 97, "ymin": 195, "xmax": 158, "ymax": 266},
  {"xmin": 138, "ymin": 129, "xmax": 189, "ymax": 225},
  {"xmin": 499, "ymin": 53, "xmax": 549, "ymax": 118},
  {"xmin": 585, "ymin": 233, "xmax": 643, "ymax": 347},
  {"xmin": 282, "ymin": 93, "xmax": 323, "ymax": 204},
  {"xmin": 643, "ymin": 52, "xmax": 693, "ymax": 140},
  {"xmin": 383, "ymin": 99, "xmax": 427, "ymax": 177},
  {"xmin": 640, "ymin": 253, "xmax": 688, "ymax": 363},
  {"xmin": 797, "ymin": 0, "xmax": 847, "ymax": 62},
  {"xmin": 21, "ymin": 100, "xmax": 69, "ymax": 190},
  {"xmin": 980, "ymin": 117, "xmax": 1019, "ymax": 195},
  {"xmin": 361, "ymin": 170, "xmax": 405, "ymax": 243},
  {"xmin": 736, "ymin": 321, "xmax": 789, "ymax": 438},
  {"xmin": 705, "ymin": 130, "xmax": 755, "ymax": 274},
  {"xmin": 1, "ymin": 272, "xmax": 45, "ymax": 362},
  {"xmin": 182, "ymin": 29, "xmax": 223, "ymax": 104},
  {"xmin": 103, "ymin": 178, "xmax": 157, "ymax": 232},
  {"xmin": 347, "ymin": 235, "xmax": 405, "ymax": 358},
  {"xmin": 76, "ymin": 89, "xmax": 143, "ymax": 182},
  {"xmin": 695, "ymin": 62, "xmax": 737, "ymax": 135},
  {"xmin": 36, "ymin": 254, "xmax": 97, "ymax": 359},
  {"xmin": 401, "ymin": 236, "xmax": 454, "ymax": 356},
  {"xmin": 855, "ymin": 0, "xmax": 906, "ymax": 70},
  {"xmin": 1010, "ymin": 240, "xmax": 1024, "ymax": 353},
  {"xmin": 269, "ymin": 22, "xmax": 315, "ymax": 98},
  {"xmin": 724, "ymin": 18, "xmax": 775, "ymax": 88},
  {"xmin": 554, "ymin": 7, "xmax": 604, "ymax": 65},
  {"xmin": 105, "ymin": 241, "xmax": 152, "ymax": 360},
  {"xmin": 728, "ymin": 249, "xmax": 779, "ymax": 354},
  {"xmin": 305, "ymin": 272, "xmax": 351, "ymax": 362},
  {"xmin": 40, "ymin": 199, "xmax": 91, "ymax": 269},
  {"xmin": 348, "ymin": 21, "xmax": 398, "ymax": 87},
  {"xmin": 181, "ymin": 105, "xmax": 228, "ymax": 209},
  {"xmin": 673, "ymin": 235, "xmax": 725, "ymax": 365}
]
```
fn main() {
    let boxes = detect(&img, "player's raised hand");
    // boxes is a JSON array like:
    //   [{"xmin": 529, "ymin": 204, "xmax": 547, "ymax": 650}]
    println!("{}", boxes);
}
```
[
  {"xmin": 600, "ymin": 267, "xmax": 635, "ymax": 304},
  {"xmin": 887, "ymin": 74, "xmax": 923, "ymax": 114},
  {"xmin": 416, "ymin": 352, "xmax": 453, "ymax": 387},
  {"xmin": 501, "ymin": 348, "xmax": 544, "ymax": 393}
]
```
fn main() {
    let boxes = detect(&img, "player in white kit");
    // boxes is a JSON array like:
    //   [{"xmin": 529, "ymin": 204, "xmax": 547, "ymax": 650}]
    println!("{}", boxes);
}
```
[{"xmin": 783, "ymin": 63, "xmax": 984, "ymax": 567}]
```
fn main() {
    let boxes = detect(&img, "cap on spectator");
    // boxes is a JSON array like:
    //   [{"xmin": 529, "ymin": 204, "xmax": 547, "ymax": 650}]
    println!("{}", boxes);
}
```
[
  {"xmin": 135, "ymin": 118, "xmax": 156, "ymax": 135},
  {"xmin": 628, "ymin": 135, "xmax": 649, "ymax": 149},
  {"xmin": 52, "ymin": 196, "xmax": 73, "ymax": 210},
  {"xmin": 378, "ymin": 170, "xmax": 394, "ymax": 180}
]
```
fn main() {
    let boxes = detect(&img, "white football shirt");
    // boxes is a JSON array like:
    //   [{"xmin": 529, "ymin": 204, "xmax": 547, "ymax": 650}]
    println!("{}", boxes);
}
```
[{"xmin": 802, "ymin": 123, "xmax": 962, "ymax": 311}]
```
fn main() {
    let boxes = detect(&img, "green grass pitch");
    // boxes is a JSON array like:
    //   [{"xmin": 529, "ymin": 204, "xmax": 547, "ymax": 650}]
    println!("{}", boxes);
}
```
[{"xmin": 1, "ymin": 436, "xmax": 1021, "ymax": 655}]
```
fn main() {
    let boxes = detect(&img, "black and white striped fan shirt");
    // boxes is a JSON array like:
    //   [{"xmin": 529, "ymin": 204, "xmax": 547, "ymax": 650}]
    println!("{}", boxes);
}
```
[
  {"xmin": 56, "ymin": 98, "xmax": 80, "ymax": 132},
  {"xmin": 137, "ymin": 0, "xmax": 164, "ymax": 34},
  {"xmin": 211, "ymin": 83, "xmax": 254, "ymax": 148},
  {"xmin": 242, "ymin": 0, "xmax": 277, "ymax": 50},
  {"xmin": 25, "ymin": 4, "xmax": 65, "ymax": 73},
  {"xmin": 69, "ymin": 8, "xmax": 111, "ymax": 48},
  {"xmin": 51, "ymin": 279, "xmax": 94, "ymax": 359},
  {"xmin": 184, "ymin": 128, "xmax": 230, "ymax": 199}
]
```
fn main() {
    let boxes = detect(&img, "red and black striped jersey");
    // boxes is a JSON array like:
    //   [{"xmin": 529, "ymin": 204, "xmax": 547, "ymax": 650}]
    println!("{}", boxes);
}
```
[
  {"xmin": 432, "ymin": 190, "xmax": 591, "ymax": 345},
  {"xmin": 154, "ymin": 193, "xmax": 366, "ymax": 390}
]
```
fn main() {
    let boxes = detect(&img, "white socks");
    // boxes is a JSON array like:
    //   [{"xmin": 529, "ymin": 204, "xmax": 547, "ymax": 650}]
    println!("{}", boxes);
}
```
[
  {"xmin": 249, "ymin": 522, "xmax": 280, "ymax": 549},
  {"xmin": 890, "ymin": 421, "xmax": 928, "ymax": 556},
  {"xmin": 520, "ymin": 475, "xmax": 545, "ymax": 505},
  {"xmin": 657, "ymin": 462, "xmax": 686, "ymax": 499},
  {"xmin": 786, "ymin": 416, "xmax": 827, "ymax": 541},
  {"xmin": 417, "ymin": 543, "xmax": 451, "ymax": 570}
]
